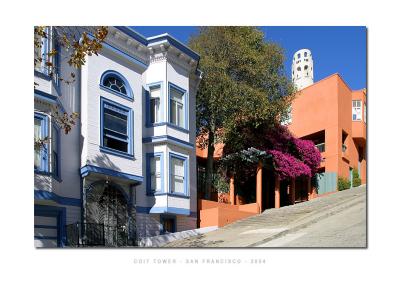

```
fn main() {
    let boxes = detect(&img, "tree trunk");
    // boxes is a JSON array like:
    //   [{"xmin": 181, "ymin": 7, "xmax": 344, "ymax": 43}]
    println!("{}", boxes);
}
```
[{"xmin": 204, "ymin": 130, "xmax": 215, "ymax": 200}]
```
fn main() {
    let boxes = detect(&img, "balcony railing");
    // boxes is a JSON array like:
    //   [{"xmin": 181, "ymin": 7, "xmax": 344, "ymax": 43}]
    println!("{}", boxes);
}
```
[{"xmin": 315, "ymin": 143, "xmax": 325, "ymax": 153}]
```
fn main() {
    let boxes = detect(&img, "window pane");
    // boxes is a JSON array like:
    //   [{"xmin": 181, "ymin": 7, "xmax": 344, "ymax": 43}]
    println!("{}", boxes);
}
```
[
  {"xmin": 104, "ymin": 76, "xmax": 127, "ymax": 95},
  {"xmin": 34, "ymin": 150, "xmax": 41, "ymax": 168},
  {"xmin": 104, "ymin": 109, "xmax": 127, "ymax": 135},
  {"xmin": 172, "ymin": 158, "xmax": 184, "ymax": 176},
  {"xmin": 150, "ymin": 87, "xmax": 161, "ymax": 98},
  {"xmin": 150, "ymin": 156, "xmax": 161, "ymax": 191},
  {"xmin": 172, "ymin": 176, "xmax": 184, "ymax": 193},
  {"xmin": 170, "ymin": 87, "xmax": 184, "ymax": 127},
  {"xmin": 171, "ymin": 158, "xmax": 184, "ymax": 194},
  {"xmin": 150, "ymin": 98, "xmax": 160, "ymax": 123},
  {"xmin": 52, "ymin": 152, "xmax": 58, "ymax": 176},
  {"xmin": 177, "ymin": 103, "xmax": 184, "ymax": 127},
  {"xmin": 52, "ymin": 126, "xmax": 59, "ymax": 176},
  {"xmin": 170, "ymin": 100, "xmax": 177, "ymax": 125},
  {"xmin": 52, "ymin": 127, "xmax": 58, "ymax": 150},
  {"xmin": 103, "ymin": 136, "xmax": 128, "ymax": 152},
  {"xmin": 34, "ymin": 118, "xmax": 42, "ymax": 139},
  {"xmin": 34, "ymin": 118, "xmax": 42, "ymax": 169},
  {"xmin": 171, "ymin": 88, "xmax": 183, "ymax": 103},
  {"xmin": 102, "ymin": 102, "xmax": 130, "ymax": 153}
]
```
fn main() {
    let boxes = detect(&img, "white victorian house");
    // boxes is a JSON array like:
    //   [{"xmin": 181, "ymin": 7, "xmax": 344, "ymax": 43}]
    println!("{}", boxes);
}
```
[{"xmin": 34, "ymin": 26, "xmax": 202, "ymax": 247}]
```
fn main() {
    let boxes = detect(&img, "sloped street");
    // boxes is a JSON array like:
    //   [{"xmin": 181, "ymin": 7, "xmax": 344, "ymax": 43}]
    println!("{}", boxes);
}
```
[{"xmin": 164, "ymin": 185, "xmax": 366, "ymax": 248}]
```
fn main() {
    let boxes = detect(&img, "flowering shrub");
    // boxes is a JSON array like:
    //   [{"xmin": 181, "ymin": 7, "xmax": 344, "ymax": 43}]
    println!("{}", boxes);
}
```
[
  {"xmin": 338, "ymin": 176, "xmax": 351, "ymax": 191},
  {"xmin": 293, "ymin": 138, "xmax": 321, "ymax": 175},
  {"xmin": 268, "ymin": 150, "xmax": 311, "ymax": 179},
  {"xmin": 222, "ymin": 123, "xmax": 322, "ymax": 181}
]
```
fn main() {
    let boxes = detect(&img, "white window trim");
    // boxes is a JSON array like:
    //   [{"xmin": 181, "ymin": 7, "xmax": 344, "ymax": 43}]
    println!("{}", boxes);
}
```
[{"xmin": 352, "ymin": 100, "xmax": 362, "ymax": 121}]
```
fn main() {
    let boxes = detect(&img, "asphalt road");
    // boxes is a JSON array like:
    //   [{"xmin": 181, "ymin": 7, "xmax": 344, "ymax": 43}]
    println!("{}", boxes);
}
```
[
  {"xmin": 164, "ymin": 185, "xmax": 366, "ymax": 248},
  {"xmin": 257, "ymin": 198, "xmax": 366, "ymax": 247}
]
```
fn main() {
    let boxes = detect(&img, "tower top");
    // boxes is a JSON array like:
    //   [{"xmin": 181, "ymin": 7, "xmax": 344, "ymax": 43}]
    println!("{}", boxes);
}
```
[{"xmin": 292, "ymin": 49, "xmax": 314, "ymax": 90}]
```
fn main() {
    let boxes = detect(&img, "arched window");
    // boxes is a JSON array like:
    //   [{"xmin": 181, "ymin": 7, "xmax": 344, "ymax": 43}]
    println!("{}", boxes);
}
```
[
  {"xmin": 304, "ymin": 65, "xmax": 308, "ymax": 70},
  {"xmin": 297, "ymin": 66, "xmax": 301, "ymax": 71},
  {"xmin": 104, "ymin": 76, "xmax": 127, "ymax": 94},
  {"xmin": 100, "ymin": 70, "xmax": 133, "ymax": 100}
]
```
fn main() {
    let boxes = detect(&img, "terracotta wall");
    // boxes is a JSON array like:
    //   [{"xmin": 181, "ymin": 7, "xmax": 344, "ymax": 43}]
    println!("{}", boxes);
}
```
[
  {"xmin": 198, "ymin": 199, "xmax": 258, "ymax": 228},
  {"xmin": 288, "ymin": 74, "xmax": 367, "ymax": 190}
]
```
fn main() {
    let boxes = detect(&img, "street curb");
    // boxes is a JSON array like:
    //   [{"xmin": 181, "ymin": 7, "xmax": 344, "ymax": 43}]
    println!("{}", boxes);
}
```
[{"xmin": 248, "ymin": 192, "xmax": 365, "ymax": 247}]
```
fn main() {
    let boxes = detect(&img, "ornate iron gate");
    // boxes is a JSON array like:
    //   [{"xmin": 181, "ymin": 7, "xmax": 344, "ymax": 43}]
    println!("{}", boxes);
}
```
[{"xmin": 85, "ymin": 181, "xmax": 130, "ymax": 247}]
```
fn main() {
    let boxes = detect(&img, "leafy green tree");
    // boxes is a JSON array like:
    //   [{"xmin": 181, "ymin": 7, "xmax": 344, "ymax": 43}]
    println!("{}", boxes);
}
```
[{"xmin": 189, "ymin": 27, "xmax": 294, "ymax": 199}]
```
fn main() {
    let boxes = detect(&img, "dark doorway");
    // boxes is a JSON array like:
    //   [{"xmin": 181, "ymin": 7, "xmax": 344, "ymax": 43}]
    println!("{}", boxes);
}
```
[
  {"xmin": 280, "ymin": 179, "xmax": 290, "ymax": 207},
  {"xmin": 262, "ymin": 169, "xmax": 276, "ymax": 210},
  {"xmin": 85, "ymin": 181, "xmax": 129, "ymax": 246}
]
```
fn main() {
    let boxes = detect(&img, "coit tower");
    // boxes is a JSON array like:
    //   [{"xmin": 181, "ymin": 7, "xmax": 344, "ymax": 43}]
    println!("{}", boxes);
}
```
[{"xmin": 292, "ymin": 49, "xmax": 314, "ymax": 90}]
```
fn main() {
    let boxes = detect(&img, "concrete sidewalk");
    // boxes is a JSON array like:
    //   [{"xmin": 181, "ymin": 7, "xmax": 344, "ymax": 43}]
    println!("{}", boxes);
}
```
[{"xmin": 163, "ymin": 185, "xmax": 366, "ymax": 247}]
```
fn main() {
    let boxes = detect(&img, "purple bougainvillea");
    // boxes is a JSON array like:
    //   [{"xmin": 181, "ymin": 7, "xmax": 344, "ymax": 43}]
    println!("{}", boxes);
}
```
[
  {"xmin": 268, "ymin": 150, "xmax": 311, "ymax": 180},
  {"xmin": 222, "ymin": 123, "xmax": 322, "ymax": 181},
  {"xmin": 293, "ymin": 138, "xmax": 321, "ymax": 175}
]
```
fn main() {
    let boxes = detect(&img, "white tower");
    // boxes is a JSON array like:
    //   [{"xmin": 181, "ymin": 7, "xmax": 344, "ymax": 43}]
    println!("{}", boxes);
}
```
[{"xmin": 292, "ymin": 49, "xmax": 314, "ymax": 90}]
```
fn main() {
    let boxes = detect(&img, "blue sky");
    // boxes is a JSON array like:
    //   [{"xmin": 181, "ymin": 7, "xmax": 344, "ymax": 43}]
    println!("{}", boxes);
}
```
[{"xmin": 133, "ymin": 26, "xmax": 366, "ymax": 90}]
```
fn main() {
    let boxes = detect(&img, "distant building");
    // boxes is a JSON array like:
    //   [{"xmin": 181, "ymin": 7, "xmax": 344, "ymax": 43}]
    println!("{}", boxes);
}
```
[
  {"xmin": 288, "ymin": 49, "xmax": 366, "ymax": 194},
  {"xmin": 34, "ymin": 26, "xmax": 201, "ymax": 247},
  {"xmin": 292, "ymin": 48, "xmax": 314, "ymax": 90}
]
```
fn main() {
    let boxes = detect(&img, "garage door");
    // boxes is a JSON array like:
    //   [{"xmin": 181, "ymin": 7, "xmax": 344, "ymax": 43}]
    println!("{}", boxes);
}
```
[
  {"xmin": 34, "ymin": 215, "xmax": 58, "ymax": 247},
  {"xmin": 34, "ymin": 205, "xmax": 66, "ymax": 248}
]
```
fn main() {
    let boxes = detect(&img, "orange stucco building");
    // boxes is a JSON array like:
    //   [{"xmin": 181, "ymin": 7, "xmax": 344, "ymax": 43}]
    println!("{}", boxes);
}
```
[
  {"xmin": 287, "ymin": 73, "xmax": 366, "ymax": 194},
  {"xmin": 196, "ymin": 49, "xmax": 366, "ymax": 228}
]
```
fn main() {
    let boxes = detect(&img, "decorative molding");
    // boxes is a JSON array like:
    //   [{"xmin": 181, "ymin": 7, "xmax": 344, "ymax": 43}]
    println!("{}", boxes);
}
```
[
  {"xmin": 149, "ymin": 53, "xmax": 167, "ymax": 64},
  {"xmin": 34, "ymin": 89, "xmax": 66, "ymax": 113},
  {"xmin": 142, "ymin": 135, "xmax": 194, "ymax": 150},
  {"xmin": 136, "ymin": 206, "xmax": 191, "ymax": 216},
  {"xmin": 80, "ymin": 164, "xmax": 144, "ymax": 183},
  {"xmin": 34, "ymin": 190, "xmax": 81, "ymax": 207}
]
